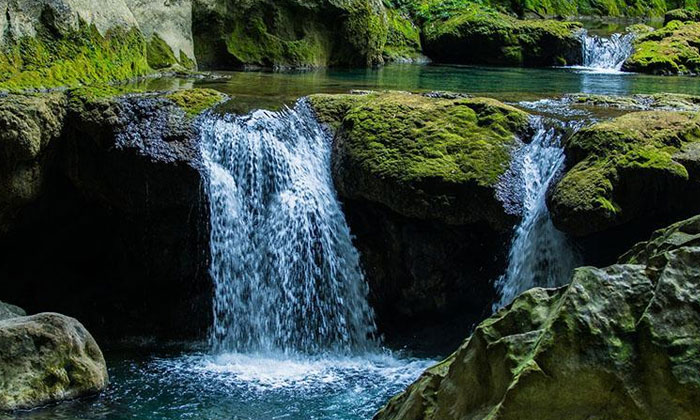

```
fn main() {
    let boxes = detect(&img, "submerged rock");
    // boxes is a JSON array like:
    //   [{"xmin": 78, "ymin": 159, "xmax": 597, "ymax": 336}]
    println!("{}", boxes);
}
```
[
  {"xmin": 0, "ymin": 309, "xmax": 108, "ymax": 411},
  {"xmin": 549, "ymin": 110, "xmax": 700, "ymax": 237},
  {"xmin": 375, "ymin": 214, "xmax": 700, "ymax": 420},
  {"xmin": 421, "ymin": 6, "xmax": 582, "ymax": 66},
  {"xmin": 310, "ymin": 91, "xmax": 528, "ymax": 341}
]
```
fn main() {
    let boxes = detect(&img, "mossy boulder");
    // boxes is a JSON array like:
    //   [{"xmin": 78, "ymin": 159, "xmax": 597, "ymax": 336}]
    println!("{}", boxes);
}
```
[
  {"xmin": 193, "ymin": 0, "xmax": 388, "ymax": 69},
  {"xmin": 309, "ymin": 91, "xmax": 528, "ymax": 341},
  {"xmin": 383, "ymin": 9, "xmax": 424, "ymax": 62},
  {"xmin": 0, "ymin": 311, "xmax": 108, "ymax": 411},
  {"xmin": 421, "ymin": 5, "xmax": 582, "ymax": 66},
  {"xmin": 623, "ymin": 20, "xmax": 700, "ymax": 75},
  {"xmin": 549, "ymin": 110, "xmax": 700, "ymax": 237},
  {"xmin": 375, "ymin": 214, "xmax": 700, "ymax": 420},
  {"xmin": 664, "ymin": 8, "xmax": 700, "ymax": 24},
  {"xmin": 311, "ymin": 91, "xmax": 529, "ymax": 228}
]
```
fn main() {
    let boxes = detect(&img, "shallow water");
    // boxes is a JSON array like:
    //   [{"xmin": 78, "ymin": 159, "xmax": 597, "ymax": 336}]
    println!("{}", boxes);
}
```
[{"xmin": 4, "ymin": 349, "xmax": 432, "ymax": 420}]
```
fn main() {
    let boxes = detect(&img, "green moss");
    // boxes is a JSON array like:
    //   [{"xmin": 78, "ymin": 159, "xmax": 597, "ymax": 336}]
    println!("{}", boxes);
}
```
[
  {"xmin": 550, "ymin": 110, "xmax": 700, "ymax": 235},
  {"xmin": 166, "ymin": 88, "xmax": 226, "ymax": 116},
  {"xmin": 420, "ymin": 5, "xmax": 582, "ymax": 66},
  {"xmin": 179, "ymin": 51, "xmax": 197, "ymax": 70},
  {"xmin": 146, "ymin": 34, "xmax": 178, "ymax": 70},
  {"xmin": 0, "ymin": 22, "xmax": 152, "ymax": 92},
  {"xmin": 624, "ymin": 20, "xmax": 700, "ymax": 74},
  {"xmin": 383, "ymin": 8, "xmax": 423, "ymax": 60}
]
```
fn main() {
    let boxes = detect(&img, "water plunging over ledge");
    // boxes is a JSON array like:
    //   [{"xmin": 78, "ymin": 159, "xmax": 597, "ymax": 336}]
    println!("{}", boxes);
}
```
[
  {"xmin": 571, "ymin": 30, "xmax": 636, "ymax": 73},
  {"xmin": 494, "ymin": 118, "xmax": 580, "ymax": 310},
  {"xmin": 200, "ymin": 99, "xmax": 377, "ymax": 355}
]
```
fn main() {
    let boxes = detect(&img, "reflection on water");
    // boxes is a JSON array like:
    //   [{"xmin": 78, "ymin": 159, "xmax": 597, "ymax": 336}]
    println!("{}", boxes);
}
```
[{"xmin": 147, "ymin": 64, "xmax": 700, "ymax": 112}]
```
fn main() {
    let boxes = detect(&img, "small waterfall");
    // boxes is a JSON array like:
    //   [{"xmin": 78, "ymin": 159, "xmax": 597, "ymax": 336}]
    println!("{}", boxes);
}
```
[
  {"xmin": 200, "ymin": 99, "xmax": 377, "ymax": 355},
  {"xmin": 494, "ymin": 118, "xmax": 579, "ymax": 310},
  {"xmin": 577, "ymin": 30, "xmax": 635, "ymax": 71}
]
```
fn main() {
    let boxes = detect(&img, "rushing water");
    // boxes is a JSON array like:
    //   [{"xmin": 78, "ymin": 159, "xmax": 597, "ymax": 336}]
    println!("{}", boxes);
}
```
[
  {"xmin": 201, "ymin": 99, "xmax": 376, "ymax": 355},
  {"xmin": 494, "ymin": 118, "xmax": 580, "ymax": 309},
  {"xmin": 573, "ymin": 30, "xmax": 636, "ymax": 72}
]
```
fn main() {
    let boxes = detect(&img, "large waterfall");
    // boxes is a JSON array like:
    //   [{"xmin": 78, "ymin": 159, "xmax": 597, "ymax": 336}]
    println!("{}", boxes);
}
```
[
  {"xmin": 200, "ymin": 99, "xmax": 377, "ymax": 355},
  {"xmin": 576, "ymin": 30, "xmax": 636, "ymax": 72},
  {"xmin": 494, "ymin": 118, "xmax": 579, "ymax": 310}
]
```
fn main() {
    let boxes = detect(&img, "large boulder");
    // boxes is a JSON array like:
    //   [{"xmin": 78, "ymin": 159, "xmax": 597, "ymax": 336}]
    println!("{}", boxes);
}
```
[
  {"xmin": 0, "ymin": 310, "xmax": 108, "ymax": 411},
  {"xmin": 193, "ymin": 0, "xmax": 388, "ymax": 69},
  {"xmin": 549, "ymin": 110, "xmax": 700, "ymax": 238},
  {"xmin": 0, "ymin": 88, "xmax": 223, "ymax": 339},
  {"xmin": 310, "ymin": 91, "xmax": 529, "ymax": 339},
  {"xmin": 421, "ymin": 6, "xmax": 582, "ymax": 66},
  {"xmin": 0, "ymin": 0, "xmax": 196, "ymax": 90},
  {"xmin": 375, "ymin": 214, "xmax": 700, "ymax": 420},
  {"xmin": 623, "ymin": 20, "xmax": 700, "ymax": 75},
  {"xmin": 0, "ymin": 301, "xmax": 26, "ymax": 321}
]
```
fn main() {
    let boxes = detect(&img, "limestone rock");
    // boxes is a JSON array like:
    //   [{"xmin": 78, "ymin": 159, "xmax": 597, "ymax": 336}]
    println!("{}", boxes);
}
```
[{"xmin": 0, "ymin": 312, "xmax": 108, "ymax": 411}]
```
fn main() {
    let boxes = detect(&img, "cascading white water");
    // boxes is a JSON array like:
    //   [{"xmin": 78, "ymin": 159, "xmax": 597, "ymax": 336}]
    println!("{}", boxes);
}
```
[
  {"xmin": 577, "ymin": 30, "xmax": 636, "ymax": 71},
  {"xmin": 200, "ymin": 99, "xmax": 377, "ymax": 355},
  {"xmin": 494, "ymin": 118, "xmax": 579, "ymax": 310}
]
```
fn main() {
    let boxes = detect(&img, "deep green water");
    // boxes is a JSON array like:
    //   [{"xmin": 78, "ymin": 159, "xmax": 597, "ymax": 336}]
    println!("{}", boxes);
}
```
[{"xmin": 9, "ymin": 63, "xmax": 700, "ymax": 420}]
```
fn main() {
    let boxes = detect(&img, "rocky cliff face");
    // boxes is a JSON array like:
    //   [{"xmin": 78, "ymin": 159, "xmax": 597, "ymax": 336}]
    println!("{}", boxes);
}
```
[{"xmin": 375, "ymin": 213, "xmax": 700, "ymax": 420}]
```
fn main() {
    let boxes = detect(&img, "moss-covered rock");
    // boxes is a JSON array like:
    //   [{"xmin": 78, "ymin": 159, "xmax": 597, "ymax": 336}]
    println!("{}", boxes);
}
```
[
  {"xmin": 0, "ymin": 311, "xmax": 108, "ymax": 411},
  {"xmin": 193, "ymin": 0, "xmax": 388, "ymax": 69},
  {"xmin": 549, "ymin": 110, "xmax": 700, "ymax": 236},
  {"xmin": 375, "ymin": 214, "xmax": 700, "ymax": 420},
  {"xmin": 383, "ymin": 9, "xmax": 424, "ymax": 62},
  {"xmin": 166, "ymin": 88, "xmax": 226, "ymax": 116},
  {"xmin": 623, "ymin": 20, "xmax": 700, "ymax": 75},
  {"xmin": 309, "ymin": 91, "xmax": 528, "ymax": 340},
  {"xmin": 311, "ymin": 91, "xmax": 529, "ymax": 228},
  {"xmin": 421, "ymin": 5, "xmax": 582, "ymax": 66},
  {"xmin": 0, "ymin": 301, "xmax": 26, "ymax": 322},
  {"xmin": 664, "ymin": 7, "xmax": 700, "ymax": 24}
]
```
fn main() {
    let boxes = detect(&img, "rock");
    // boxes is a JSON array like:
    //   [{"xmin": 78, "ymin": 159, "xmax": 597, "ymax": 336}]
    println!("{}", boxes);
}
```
[
  {"xmin": 375, "ymin": 214, "xmax": 700, "ymax": 420},
  {"xmin": 0, "ymin": 301, "xmax": 26, "ymax": 321},
  {"xmin": 421, "ymin": 5, "xmax": 582, "ymax": 66},
  {"xmin": 664, "ymin": 8, "xmax": 700, "ymax": 24},
  {"xmin": 0, "ymin": 312, "xmax": 108, "ymax": 411},
  {"xmin": 568, "ymin": 93, "xmax": 700, "ymax": 112},
  {"xmin": 549, "ymin": 110, "xmax": 700, "ymax": 237},
  {"xmin": 193, "ymin": 0, "xmax": 388, "ymax": 69},
  {"xmin": 623, "ymin": 20, "xmax": 700, "ymax": 75},
  {"xmin": 0, "ymin": 93, "xmax": 67, "ymax": 234},
  {"xmin": 383, "ymin": 9, "xmax": 424, "ymax": 63},
  {"xmin": 309, "ymin": 91, "xmax": 528, "ymax": 340},
  {"xmin": 0, "ymin": 88, "xmax": 221, "ymax": 339}
]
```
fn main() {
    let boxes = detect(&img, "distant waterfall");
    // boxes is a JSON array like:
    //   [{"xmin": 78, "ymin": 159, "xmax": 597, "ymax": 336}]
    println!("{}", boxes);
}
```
[
  {"xmin": 577, "ymin": 30, "xmax": 636, "ymax": 71},
  {"xmin": 200, "ymin": 99, "xmax": 376, "ymax": 355},
  {"xmin": 494, "ymin": 118, "xmax": 579, "ymax": 310}
]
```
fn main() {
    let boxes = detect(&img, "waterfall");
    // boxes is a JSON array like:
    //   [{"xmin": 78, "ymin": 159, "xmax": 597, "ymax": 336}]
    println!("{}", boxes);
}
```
[
  {"xmin": 576, "ymin": 30, "xmax": 635, "ymax": 72},
  {"xmin": 494, "ymin": 118, "xmax": 579, "ymax": 310},
  {"xmin": 200, "ymin": 99, "xmax": 377, "ymax": 355}
]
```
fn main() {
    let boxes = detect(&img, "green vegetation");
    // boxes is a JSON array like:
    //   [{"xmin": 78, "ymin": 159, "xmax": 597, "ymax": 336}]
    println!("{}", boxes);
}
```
[
  {"xmin": 0, "ymin": 23, "xmax": 151, "ymax": 92},
  {"xmin": 383, "ymin": 9, "xmax": 423, "ymax": 61},
  {"xmin": 549, "ymin": 110, "xmax": 700, "ymax": 235},
  {"xmin": 147, "ymin": 34, "xmax": 179, "ymax": 70}
]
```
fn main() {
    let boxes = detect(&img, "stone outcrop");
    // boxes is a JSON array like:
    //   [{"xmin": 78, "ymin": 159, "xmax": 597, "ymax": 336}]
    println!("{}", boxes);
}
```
[
  {"xmin": 0, "ymin": 306, "xmax": 108, "ymax": 411},
  {"xmin": 310, "ymin": 91, "xmax": 529, "ymax": 337},
  {"xmin": 0, "ymin": 88, "xmax": 223, "ymax": 339},
  {"xmin": 624, "ymin": 20, "xmax": 700, "ymax": 75},
  {"xmin": 375, "ymin": 213, "xmax": 700, "ymax": 420}
]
